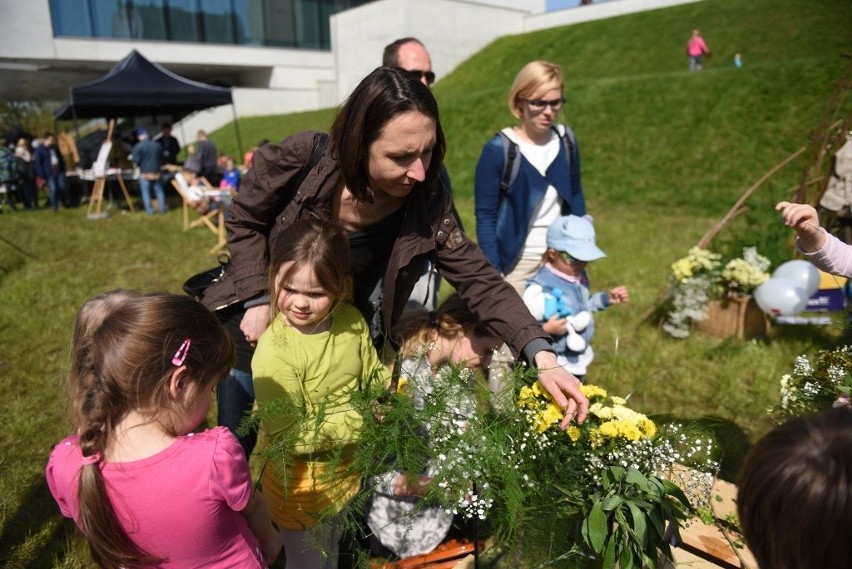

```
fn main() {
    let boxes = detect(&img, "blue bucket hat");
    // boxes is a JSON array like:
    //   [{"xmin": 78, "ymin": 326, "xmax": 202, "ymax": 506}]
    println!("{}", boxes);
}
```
[{"xmin": 546, "ymin": 215, "xmax": 606, "ymax": 262}]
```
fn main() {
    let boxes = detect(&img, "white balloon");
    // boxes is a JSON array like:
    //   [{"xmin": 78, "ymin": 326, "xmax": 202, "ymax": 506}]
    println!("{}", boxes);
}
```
[
  {"xmin": 772, "ymin": 260, "xmax": 821, "ymax": 296},
  {"xmin": 754, "ymin": 278, "xmax": 811, "ymax": 316}
]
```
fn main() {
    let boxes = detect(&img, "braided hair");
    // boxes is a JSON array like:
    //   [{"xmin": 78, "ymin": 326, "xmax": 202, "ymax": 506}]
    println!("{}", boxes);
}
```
[{"xmin": 69, "ymin": 291, "xmax": 234, "ymax": 567}]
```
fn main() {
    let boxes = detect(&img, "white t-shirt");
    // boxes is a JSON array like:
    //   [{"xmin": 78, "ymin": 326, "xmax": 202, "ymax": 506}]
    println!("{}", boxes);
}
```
[
  {"xmin": 175, "ymin": 172, "xmax": 205, "ymax": 202},
  {"xmin": 501, "ymin": 127, "xmax": 563, "ymax": 262}
]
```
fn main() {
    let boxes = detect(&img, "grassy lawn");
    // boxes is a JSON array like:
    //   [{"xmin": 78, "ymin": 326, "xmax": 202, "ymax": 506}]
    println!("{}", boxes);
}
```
[{"xmin": 2, "ymin": 0, "xmax": 850, "ymax": 566}]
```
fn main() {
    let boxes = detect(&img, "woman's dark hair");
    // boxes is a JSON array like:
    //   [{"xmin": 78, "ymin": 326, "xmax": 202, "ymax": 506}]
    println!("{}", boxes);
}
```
[
  {"xmin": 737, "ymin": 407, "xmax": 852, "ymax": 569},
  {"xmin": 329, "ymin": 66, "xmax": 446, "ymax": 202},
  {"xmin": 268, "ymin": 218, "xmax": 353, "ymax": 322}
]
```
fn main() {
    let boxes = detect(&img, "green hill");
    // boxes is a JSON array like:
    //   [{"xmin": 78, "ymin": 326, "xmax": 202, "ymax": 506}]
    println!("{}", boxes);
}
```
[{"xmin": 220, "ymin": 0, "xmax": 851, "ymax": 222}]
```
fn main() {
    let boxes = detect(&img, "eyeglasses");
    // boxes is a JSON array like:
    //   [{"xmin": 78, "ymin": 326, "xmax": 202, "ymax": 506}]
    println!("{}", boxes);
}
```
[
  {"xmin": 523, "ymin": 96, "xmax": 566, "ymax": 112},
  {"xmin": 558, "ymin": 251, "xmax": 585, "ymax": 265},
  {"xmin": 402, "ymin": 68, "xmax": 436, "ymax": 86}
]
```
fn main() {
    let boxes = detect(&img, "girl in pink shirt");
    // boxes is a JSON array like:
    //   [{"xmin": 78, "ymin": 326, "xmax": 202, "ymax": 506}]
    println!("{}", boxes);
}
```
[
  {"xmin": 776, "ymin": 201, "xmax": 852, "ymax": 278},
  {"xmin": 46, "ymin": 291, "xmax": 283, "ymax": 568},
  {"xmin": 687, "ymin": 29, "xmax": 710, "ymax": 71}
]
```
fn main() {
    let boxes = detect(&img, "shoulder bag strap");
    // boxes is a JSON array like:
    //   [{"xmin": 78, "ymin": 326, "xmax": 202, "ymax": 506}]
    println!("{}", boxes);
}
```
[
  {"xmin": 293, "ymin": 132, "xmax": 329, "ymax": 192},
  {"xmin": 498, "ymin": 132, "xmax": 518, "ymax": 200}
]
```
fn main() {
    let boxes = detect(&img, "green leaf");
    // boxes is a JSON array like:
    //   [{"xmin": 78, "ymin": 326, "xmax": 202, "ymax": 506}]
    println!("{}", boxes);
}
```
[
  {"xmin": 626, "ymin": 501, "xmax": 648, "ymax": 545},
  {"xmin": 619, "ymin": 543, "xmax": 636, "ymax": 569},
  {"xmin": 588, "ymin": 501, "xmax": 608, "ymax": 553},
  {"xmin": 602, "ymin": 535, "xmax": 617, "ymax": 569},
  {"xmin": 648, "ymin": 508, "xmax": 665, "ymax": 538},
  {"xmin": 601, "ymin": 495, "xmax": 623, "ymax": 511},
  {"xmin": 661, "ymin": 479, "xmax": 693, "ymax": 510},
  {"xmin": 625, "ymin": 467, "xmax": 651, "ymax": 489},
  {"xmin": 642, "ymin": 550, "xmax": 659, "ymax": 569}
]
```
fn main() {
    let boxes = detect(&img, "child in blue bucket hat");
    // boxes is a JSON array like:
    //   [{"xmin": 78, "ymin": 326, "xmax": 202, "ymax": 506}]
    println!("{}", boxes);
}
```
[{"xmin": 522, "ymin": 215, "xmax": 628, "ymax": 381}]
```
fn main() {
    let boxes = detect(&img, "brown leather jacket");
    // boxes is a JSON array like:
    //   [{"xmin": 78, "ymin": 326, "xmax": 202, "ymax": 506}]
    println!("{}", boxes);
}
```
[{"xmin": 202, "ymin": 130, "xmax": 550, "ymax": 358}]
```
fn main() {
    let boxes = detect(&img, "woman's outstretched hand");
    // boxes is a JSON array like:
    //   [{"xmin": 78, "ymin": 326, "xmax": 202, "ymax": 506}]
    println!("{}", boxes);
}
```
[{"xmin": 533, "ymin": 351, "xmax": 589, "ymax": 428}]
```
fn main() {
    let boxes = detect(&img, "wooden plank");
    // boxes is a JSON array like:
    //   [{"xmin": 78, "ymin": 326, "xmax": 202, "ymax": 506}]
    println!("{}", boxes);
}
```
[
  {"xmin": 678, "ymin": 519, "xmax": 743, "ymax": 568},
  {"xmin": 671, "ymin": 546, "xmax": 730, "ymax": 568},
  {"xmin": 710, "ymin": 480, "xmax": 758, "ymax": 569}
]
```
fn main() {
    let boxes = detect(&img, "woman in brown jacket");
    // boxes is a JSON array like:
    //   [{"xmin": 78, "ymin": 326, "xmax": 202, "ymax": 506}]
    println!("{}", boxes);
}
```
[{"xmin": 203, "ymin": 67, "xmax": 588, "ymax": 456}]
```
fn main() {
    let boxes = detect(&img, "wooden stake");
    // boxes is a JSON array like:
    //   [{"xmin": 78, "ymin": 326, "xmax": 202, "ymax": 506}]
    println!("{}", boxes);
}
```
[{"xmin": 696, "ymin": 146, "xmax": 807, "ymax": 249}]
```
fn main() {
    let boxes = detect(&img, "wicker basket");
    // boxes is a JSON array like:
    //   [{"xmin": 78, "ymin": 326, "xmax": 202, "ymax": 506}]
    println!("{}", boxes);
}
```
[{"xmin": 693, "ymin": 295, "xmax": 769, "ymax": 339}]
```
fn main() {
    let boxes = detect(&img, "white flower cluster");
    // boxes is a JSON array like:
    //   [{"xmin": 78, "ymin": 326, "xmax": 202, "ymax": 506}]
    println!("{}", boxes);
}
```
[
  {"xmin": 663, "ymin": 275, "xmax": 713, "ymax": 338},
  {"xmin": 793, "ymin": 355, "xmax": 813, "ymax": 376},
  {"xmin": 827, "ymin": 365, "xmax": 846, "ymax": 384},
  {"xmin": 431, "ymin": 422, "xmax": 494, "ymax": 520},
  {"xmin": 578, "ymin": 424, "xmax": 718, "ymax": 508},
  {"xmin": 779, "ymin": 373, "xmax": 797, "ymax": 411},
  {"xmin": 742, "ymin": 246, "xmax": 772, "ymax": 273},
  {"xmin": 777, "ymin": 346, "xmax": 852, "ymax": 415}
]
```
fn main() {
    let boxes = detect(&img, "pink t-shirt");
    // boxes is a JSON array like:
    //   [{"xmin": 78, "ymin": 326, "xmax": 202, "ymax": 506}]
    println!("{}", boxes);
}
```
[
  {"xmin": 687, "ymin": 36, "xmax": 708, "ymax": 57},
  {"xmin": 46, "ymin": 427, "xmax": 264, "ymax": 568}
]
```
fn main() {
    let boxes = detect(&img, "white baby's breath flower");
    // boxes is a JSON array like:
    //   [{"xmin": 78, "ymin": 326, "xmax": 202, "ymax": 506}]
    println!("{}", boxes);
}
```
[{"xmin": 794, "ymin": 355, "xmax": 813, "ymax": 376}]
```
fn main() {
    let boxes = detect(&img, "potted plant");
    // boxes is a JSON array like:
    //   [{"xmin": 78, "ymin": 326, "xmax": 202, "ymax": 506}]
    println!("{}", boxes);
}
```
[{"xmin": 663, "ymin": 247, "xmax": 771, "ymax": 339}]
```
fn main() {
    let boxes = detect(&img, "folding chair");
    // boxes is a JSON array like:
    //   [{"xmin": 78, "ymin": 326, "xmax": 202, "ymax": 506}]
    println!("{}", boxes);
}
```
[{"xmin": 171, "ymin": 172, "xmax": 227, "ymax": 254}]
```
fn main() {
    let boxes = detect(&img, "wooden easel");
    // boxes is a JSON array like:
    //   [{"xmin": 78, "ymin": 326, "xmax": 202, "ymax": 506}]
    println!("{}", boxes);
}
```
[{"xmin": 87, "ymin": 118, "xmax": 136, "ymax": 218}]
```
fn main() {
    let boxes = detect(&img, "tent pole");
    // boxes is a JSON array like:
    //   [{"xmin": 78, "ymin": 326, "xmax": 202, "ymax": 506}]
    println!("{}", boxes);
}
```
[
  {"xmin": 179, "ymin": 119, "xmax": 188, "ymax": 157},
  {"xmin": 231, "ymin": 101, "xmax": 244, "ymax": 163}
]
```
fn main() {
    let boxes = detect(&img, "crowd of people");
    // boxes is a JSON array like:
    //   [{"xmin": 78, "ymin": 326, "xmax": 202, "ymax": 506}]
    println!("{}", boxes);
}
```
[
  {"xmin": 0, "ymin": 124, "xmax": 252, "ymax": 215},
  {"xmin": 42, "ymin": 33, "xmax": 851, "ymax": 569},
  {"xmin": 0, "ymin": 133, "xmax": 69, "ymax": 211}
]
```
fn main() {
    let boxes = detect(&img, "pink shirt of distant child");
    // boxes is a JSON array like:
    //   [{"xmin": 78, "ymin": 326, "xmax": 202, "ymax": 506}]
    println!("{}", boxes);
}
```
[
  {"xmin": 800, "ymin": 229, "xmax": 852, "ymax": 278},
  {"xmin": 46, "ymin": 427, "xmax": 265, "ymax": 569},
  {"xmin": 687, "ymin": 35, "xmax": 708, "ymax": 56}
]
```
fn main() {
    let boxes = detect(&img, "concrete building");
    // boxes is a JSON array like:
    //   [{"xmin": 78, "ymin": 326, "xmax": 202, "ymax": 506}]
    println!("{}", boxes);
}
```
[{"xmin": 0, "ymin": 0, "xmax": 700, "ymax": 133}]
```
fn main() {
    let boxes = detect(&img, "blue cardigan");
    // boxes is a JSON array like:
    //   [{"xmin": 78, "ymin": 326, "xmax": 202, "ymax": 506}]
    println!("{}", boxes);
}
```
[{"xmin": 474, "ymin": 126, "xmax": 585, "ymax": 274}]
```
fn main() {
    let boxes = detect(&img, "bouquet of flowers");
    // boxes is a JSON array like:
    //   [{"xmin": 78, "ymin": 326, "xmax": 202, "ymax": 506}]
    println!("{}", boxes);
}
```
[
  {"xmin": 341, "ymin": 366, "xmax": 719, "ymax": 569},
  {"xmin": 664, "ymin": 246, "xmax": 771, "ymax": 338},
  {"xmin": 773, "ymin": 345, "xmax": 852, "ymax": 419}
]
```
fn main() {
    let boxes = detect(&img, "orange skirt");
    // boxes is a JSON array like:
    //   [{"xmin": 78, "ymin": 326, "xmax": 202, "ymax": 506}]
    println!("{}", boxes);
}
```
[{"xmin": 262, "ymin": 455, "xmax": 360, "ymax": 530}]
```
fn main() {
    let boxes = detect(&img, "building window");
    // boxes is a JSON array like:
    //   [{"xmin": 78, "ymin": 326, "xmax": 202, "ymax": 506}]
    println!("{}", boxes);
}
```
[{"xmin": 48, "ymin": 0, "xmax": 370, "ymax": 50}]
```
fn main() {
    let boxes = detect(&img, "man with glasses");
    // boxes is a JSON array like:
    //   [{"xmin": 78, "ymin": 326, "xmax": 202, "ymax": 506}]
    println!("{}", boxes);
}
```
[{"xmin": 383, "ymin": 37, "xmax": 436, "ymax": 87}]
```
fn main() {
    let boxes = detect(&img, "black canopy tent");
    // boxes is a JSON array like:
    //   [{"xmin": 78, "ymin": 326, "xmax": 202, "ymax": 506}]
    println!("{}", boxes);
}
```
[{"xmin": 53, "ymin": 50, "xmax": 243, "ymax": 154}]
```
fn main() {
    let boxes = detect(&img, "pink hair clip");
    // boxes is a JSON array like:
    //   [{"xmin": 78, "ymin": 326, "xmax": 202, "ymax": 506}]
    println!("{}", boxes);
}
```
[
  {"xmin": 81, "ymin": 451, "xmax": 103, "ymax": 466},
  {"xmin": 172, "ymin": 338, "xmax": 191, "ymax": 366}
]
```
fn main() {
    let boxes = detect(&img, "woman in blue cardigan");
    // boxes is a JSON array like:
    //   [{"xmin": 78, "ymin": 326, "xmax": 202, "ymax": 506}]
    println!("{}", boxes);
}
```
[{"xmin": 474, "ymin": 60, "xmax": 586, "ymax": 293}]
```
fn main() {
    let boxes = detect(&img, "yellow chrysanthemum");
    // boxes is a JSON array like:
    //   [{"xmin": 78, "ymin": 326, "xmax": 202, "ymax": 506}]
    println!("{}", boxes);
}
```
[
  {"xmin": 580, "ymin": 384, "xmax": 608, "ymax": 400},
  {"xmin": 610, "ymin": 396, "xmax": 626, "ymax": 406},
  {"xmin": 545, "ymin": 407, "xmax": 563, "ymax": 427},
  {"xmin": 641, "ymin": 418, "xmax": 657, "ymax": 438},
  {"xmin": 566, "ymin": 425, "xmax": 581, "ymax": 442},
  {"xmin": 671, "ymin": 258, "xmax": 694, "ymax": 282},
  {"xmin": 517, "ymin": 385, "xmax": 537, "ymax": 408},
  {"xmin": 590, "ymin": 402, "xmax": 612, "ymax": 420}
]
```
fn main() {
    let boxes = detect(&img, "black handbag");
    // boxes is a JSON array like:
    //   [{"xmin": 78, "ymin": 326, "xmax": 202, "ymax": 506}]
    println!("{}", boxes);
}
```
[{"xmin": 182, "ymin": 253, "xmax": 230, "ymax": 300}]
